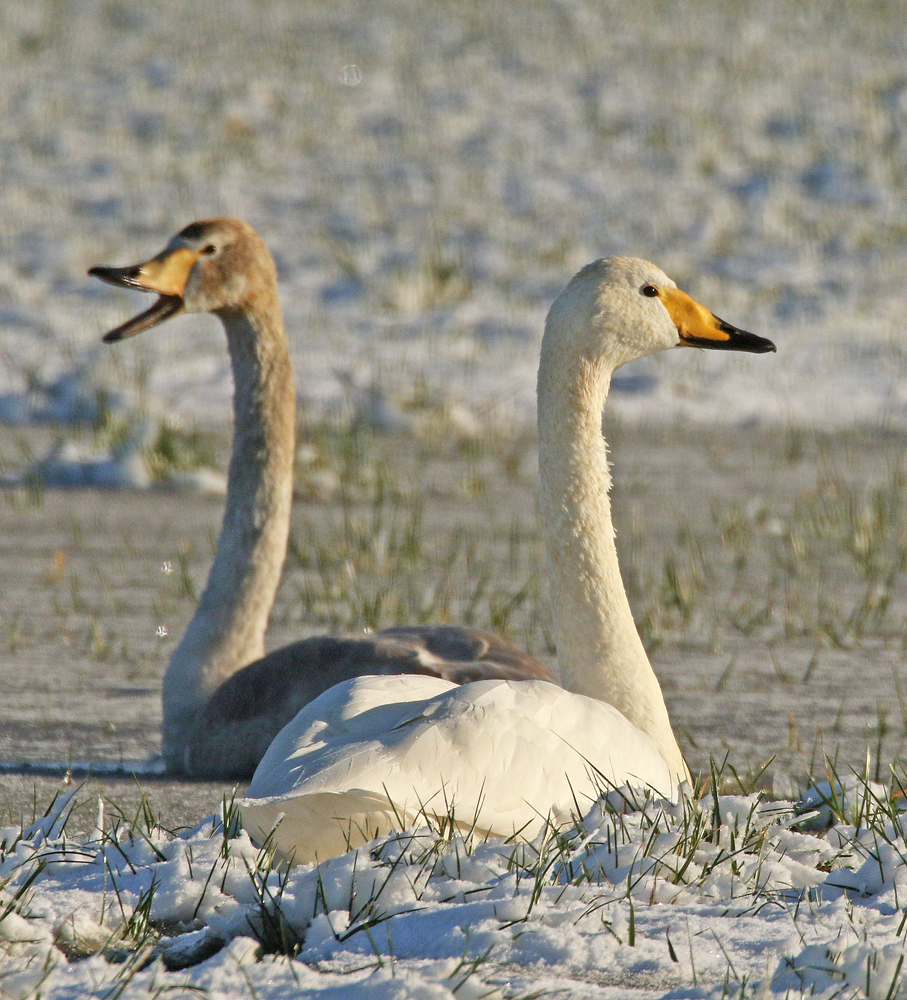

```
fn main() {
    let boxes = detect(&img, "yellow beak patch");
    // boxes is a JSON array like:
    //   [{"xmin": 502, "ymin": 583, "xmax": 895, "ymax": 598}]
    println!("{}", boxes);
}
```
[
  {"xmin": 132, "ymin": 246, "xmax": 200, "ymax": 297},
  {"xmin": 659, "ymin": 287, "xmax": 775, "ymax": 353},
  {"xmin": 660, "ymin": 287, "xmax": 729, "ymax": 344}
]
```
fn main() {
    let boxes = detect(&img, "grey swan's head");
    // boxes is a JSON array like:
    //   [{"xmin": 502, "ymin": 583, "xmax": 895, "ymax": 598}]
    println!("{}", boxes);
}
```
[{"xmin": 89, "ymin": 218, "xmax": 278, "ymax": 341}]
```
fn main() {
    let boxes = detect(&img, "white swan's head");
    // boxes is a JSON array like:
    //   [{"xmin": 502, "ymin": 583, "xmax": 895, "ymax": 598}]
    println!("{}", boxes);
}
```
[
  {"xmin": 544, "ymin": 257, "xmax": 774, "ymax": 369},
  {"xmin": 90, "ymin": 219, "xmax": 277, "ymax": 342}
]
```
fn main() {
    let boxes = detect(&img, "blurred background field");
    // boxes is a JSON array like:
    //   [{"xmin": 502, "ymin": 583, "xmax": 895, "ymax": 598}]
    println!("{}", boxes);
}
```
[
  {"xmin": 3, "ymin": 0, "xmax": 907, "ymax": 430},
  {"xmin": 2, "ymin": 0, "xmax": 907, "ymax": 827}
]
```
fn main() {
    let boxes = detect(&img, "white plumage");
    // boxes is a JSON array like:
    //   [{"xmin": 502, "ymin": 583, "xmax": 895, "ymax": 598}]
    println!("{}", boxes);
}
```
[
  {"xmin": 242, "ymin": 675, "xmax": 671, "ymax": 862},
  {"xmin": 240, "ymin": 257, "xmax": 775, "ymax": 863}
]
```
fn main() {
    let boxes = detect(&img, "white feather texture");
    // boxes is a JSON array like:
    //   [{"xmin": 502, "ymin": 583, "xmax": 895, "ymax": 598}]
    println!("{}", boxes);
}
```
[
  {"xmin": 242, "ymin": 675, "xmax": 671, "ymax": 862},
  {"xmin": 536, "ymin": 258, "xmax": 686, "ymax": 779},
  {"xmin": 241, "ymin": 257, "xmax": 773, "ymax": 863}
]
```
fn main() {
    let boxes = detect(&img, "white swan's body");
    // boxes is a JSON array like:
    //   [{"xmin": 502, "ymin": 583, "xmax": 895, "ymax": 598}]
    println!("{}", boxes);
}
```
[
  {"xmin": 240, "ymin": 258, "xmax": 774, "ymax": 862},
  {"xmin": 90, "ymin": 220, "xmax": 554, "ymax": 779},
  {"xmin": 242, "ymin": 675, "xmax": 671, "ymax": 861}
]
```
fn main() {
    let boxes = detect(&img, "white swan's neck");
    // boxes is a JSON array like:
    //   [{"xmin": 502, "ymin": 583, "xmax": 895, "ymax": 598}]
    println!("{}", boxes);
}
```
[
  {"xmin": 162, "ymin": 298, "xmax": 295, "ymax": 765},
  {"xmin": 537, "ymin": 334, "xmax": 687, "ymax": 782}
]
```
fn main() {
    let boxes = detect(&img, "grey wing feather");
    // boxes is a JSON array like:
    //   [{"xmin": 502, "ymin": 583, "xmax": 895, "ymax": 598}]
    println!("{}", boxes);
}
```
[{"xmin": 184, "ymin": 625, "xmax": 555, "ymax": 779}]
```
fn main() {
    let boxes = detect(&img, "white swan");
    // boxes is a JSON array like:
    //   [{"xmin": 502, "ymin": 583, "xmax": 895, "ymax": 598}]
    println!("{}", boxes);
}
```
[
  {"xmin": 239, "ymin": 256, "xmax": 775, "ymax": 863},
  {"xmin": 89, "ymin": 219, "xmax": 555, "ymax": 779}
]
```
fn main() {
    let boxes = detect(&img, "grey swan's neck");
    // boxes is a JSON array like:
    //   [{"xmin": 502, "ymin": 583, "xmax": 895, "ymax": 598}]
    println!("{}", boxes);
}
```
[
  {"xmin": 537, "ymin": 341, "xmax": 688, "ymax": 783},
  {"xmin": 162, "ymin": 296, "xmax": 295, "ymax": 769}
]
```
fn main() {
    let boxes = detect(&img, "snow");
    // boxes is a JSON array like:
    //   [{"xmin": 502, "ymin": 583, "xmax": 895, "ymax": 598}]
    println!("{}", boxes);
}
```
[
  {"xmin": 1, "ymin": 1, "xmax": 907, "ymax": 447},
  {"xmin": 4, "ymin": 1, "xmax": 907, "ymax": 994},
  {"xmin": 4, "ymin": 781, "xmax": 907, "ymax": 997}
]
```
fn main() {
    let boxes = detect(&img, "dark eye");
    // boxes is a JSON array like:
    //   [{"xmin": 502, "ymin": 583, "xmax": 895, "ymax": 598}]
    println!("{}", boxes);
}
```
[
  {"xmin": 641, "ymin": 284, "xmax": 659, "ymax": 298},
  {"xmin": 201, "ymin": 244, "xmax": 218, "ymax": 256}
]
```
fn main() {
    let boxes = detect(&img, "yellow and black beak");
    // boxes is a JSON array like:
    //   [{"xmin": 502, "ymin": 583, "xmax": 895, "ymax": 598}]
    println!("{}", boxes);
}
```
[
  {"xmin": 660, "ymin": 287, "xmax": 775, "ymax": 354},
  {"xmin": 89, "ymin": 246, "xmax": 200, "ymax": 343}
]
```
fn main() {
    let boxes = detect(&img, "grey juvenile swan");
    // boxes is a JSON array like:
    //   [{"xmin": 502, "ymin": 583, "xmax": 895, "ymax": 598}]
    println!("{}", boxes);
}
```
[
  {"xmin": 239, "ymin": 256, "xmax": 775, "ymax": 864},
  {"xmin": 89, "ymin": 219, "xmax": 554, "ymax": 779}
]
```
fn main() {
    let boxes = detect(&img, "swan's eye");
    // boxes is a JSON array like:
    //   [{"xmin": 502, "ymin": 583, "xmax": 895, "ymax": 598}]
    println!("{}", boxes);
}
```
[
  {"xmin": 641, "ymin": 284, "xmax": 659, "ymax": 298},
  {"xmin": 201, "ymin": 244, "xmax": 218, "ymax": 256}
]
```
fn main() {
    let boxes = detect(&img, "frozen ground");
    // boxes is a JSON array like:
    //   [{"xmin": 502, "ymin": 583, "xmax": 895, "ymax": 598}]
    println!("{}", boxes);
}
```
[
  {"xmin": 4, "ymin": 423, "xmax": 907, "ymax": 997},
  {"xmin": 4, "ymin": 0, "xmax": 907, "ymax": 995},
  {"xmin": 4, "ymin": 772, "xmax": 907, "ymax": 999},
  {"xmin": 1, "ymin": 0, "xmax": 907, "ymax": 434}
]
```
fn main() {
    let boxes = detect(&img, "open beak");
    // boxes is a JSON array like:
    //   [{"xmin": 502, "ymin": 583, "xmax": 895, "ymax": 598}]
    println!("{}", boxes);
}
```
[
  {"xmin": 89, "ymin": 246, "xmax": 199, "ymax": 342},
  {"xmin": 661, "ymin": 287, "xmax": 775, "ymax": 354}
]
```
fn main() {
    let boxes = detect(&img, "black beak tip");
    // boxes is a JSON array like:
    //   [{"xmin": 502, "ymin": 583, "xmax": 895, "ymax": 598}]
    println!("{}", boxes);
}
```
[
  {"xmin": 714, "ymin": 315, "xmax": 775, "ymax": 354},
  {"xmin": 88, "ymin": 264, "xmax": 143, "ymax": 289},
  {"xmin": 730, "ymin": 328, "xmax": 777, "ymax": 354},
  {"xmin": 88, "ymin": 265, "xmax": 119, "ymax": 283}
]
